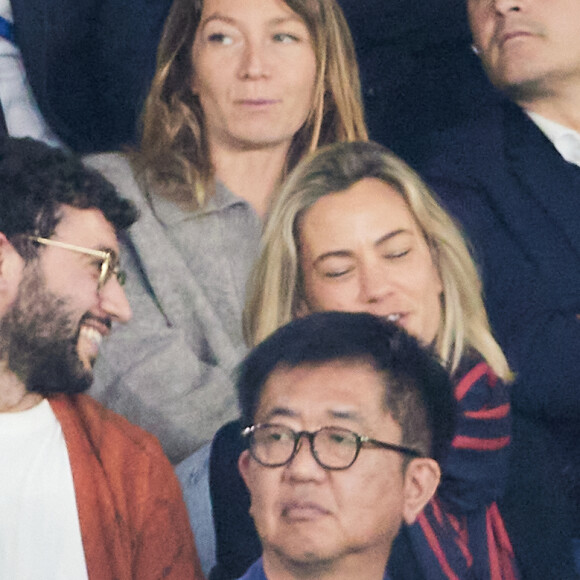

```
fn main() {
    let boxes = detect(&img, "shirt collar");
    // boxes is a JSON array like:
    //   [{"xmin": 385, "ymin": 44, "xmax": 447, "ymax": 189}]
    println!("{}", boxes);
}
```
[
  {"xmin": 527, "ymin": 111, "xmax": 580, "ymax": 167},
  {"xmin": 148, "ymin": 180, "xmax": 250, "ymax": 226}
]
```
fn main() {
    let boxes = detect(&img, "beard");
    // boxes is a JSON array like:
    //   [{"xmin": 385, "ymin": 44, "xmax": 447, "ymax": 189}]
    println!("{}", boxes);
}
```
[{"xmin": 0, "ymin": 263, "xmax": 92, "ymax": 395}]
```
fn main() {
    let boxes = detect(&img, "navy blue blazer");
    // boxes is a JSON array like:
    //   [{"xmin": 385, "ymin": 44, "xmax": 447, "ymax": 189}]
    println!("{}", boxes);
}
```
[
  {"xmin": 337, "ymin": 0, "xmax": 501, "ymax": 165},
  {"xmin": 11, "ymin": 0, "xmax": 172, "ymax": 152},
  {"xmin": 419, "ymin": 99, "xmax": 579, "ymax": 579}
]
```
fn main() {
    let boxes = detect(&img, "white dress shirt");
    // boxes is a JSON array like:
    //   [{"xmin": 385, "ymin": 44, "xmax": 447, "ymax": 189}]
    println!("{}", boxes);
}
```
[{"xmin": 527, "ymin": 110, "xmax": 580, "ymax": 168}]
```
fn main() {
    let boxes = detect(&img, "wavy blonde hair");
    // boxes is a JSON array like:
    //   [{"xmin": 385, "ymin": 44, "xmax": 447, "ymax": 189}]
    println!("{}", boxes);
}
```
[
  {"xmin": 134, "ymin": 0, "xmax": 367, "ymax": 206},
  {"xmin": 244, "ymin": 141, "xmax": 511, "ymax": 381}
]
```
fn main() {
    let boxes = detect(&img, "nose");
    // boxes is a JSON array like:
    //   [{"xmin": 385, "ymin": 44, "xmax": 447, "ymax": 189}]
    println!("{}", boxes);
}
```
[
  {"xmin": 284, "ymin": 434, "xmax": 326, "ymax": 482},
  {"xmin": 99, "ymin": 277, "xmax": 132, "ymax": 323},
  {"xmin": 238, "ymin": 38, "xmax": 270, "ymax": 80},
  {"xmin": 493, "ymin": 0, "xmax": 521, "ymax": 14},
  {"xmin": 358, "ymin": 259, "xmax": 392, "ymax": 305}
]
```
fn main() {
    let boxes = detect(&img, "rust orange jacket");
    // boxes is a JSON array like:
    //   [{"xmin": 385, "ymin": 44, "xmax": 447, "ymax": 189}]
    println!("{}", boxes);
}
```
[{"xmin": 49, "ymin": 393, "xmax": 204, "ymax": 579}]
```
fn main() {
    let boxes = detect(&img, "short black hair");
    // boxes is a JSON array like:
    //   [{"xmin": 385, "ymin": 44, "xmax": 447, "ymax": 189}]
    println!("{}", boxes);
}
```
[
  {"xmin": 0, "ymin": 138, "xmax": 137, "ymax": 248},
  {"xmin": 237, "ymin": 311, "xmax": 456, "ymax": 462}
]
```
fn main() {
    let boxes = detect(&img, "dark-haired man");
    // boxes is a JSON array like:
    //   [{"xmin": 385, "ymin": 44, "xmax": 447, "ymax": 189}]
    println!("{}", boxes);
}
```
[
  {"xmin": 0, "ymin": 137, "xmax": 203, "ymax": 578},
  {"xmin": 233, "ymin": 311, "xmax": 452, "ymax": 580},
  {"xmin": 418, "ymin": 0, "xmax": 580, "ymax": 577}
]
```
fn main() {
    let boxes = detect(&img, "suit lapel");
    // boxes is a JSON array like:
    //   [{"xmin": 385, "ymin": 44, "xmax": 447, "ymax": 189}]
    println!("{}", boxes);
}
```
[{"xmin": 503, "ymin": 103, "xmax": 580, "ymax": 260}]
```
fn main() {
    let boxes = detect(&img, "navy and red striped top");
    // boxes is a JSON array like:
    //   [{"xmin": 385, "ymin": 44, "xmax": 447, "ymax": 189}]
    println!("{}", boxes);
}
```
[{"xmin": 403, "ymin": 355, "xmax": 519, "ymax": 580}]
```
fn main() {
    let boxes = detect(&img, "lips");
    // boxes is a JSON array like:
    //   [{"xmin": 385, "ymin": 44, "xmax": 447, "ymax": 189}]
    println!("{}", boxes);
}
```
[
  {"xmin": 281, "ymin": 500, "xmax": 331, "ymax": 521},
  {"xmin": 80, "ymin": 325, "xmax": 104, "ymax": 347},
  {"xmin": 499, "ymin": 30, "xmax": 534, "ymax": 47},
  {"xmin": 235, "ymin": 98, "xmax": 281, "ymax": 108},
  {"xmin": 494, "ymin": 20, "xmax": 538, "ymax": 49},
  {"xmin": 76, "ymin": 315, "xmax": 111, "ymax": 368}
]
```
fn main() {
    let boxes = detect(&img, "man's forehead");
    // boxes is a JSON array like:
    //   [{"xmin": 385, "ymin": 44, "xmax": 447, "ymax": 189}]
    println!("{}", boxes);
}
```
[
  {"xmin": 256, "ymin": 359, "xmax": 388, "ymax": 420},
  {"xmin": 54, "ymin": 205, "xmax": 119, "ymax": 250}
]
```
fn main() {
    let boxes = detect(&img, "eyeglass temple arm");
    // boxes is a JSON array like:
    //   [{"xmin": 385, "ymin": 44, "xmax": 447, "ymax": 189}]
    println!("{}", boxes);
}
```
[{"xmin": 361, "ymin": 436, "xmax": 423, "ymax": 458}]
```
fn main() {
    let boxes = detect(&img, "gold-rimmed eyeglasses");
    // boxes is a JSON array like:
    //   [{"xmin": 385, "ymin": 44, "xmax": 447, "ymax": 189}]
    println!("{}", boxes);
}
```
[{"xmin": 27, "ymin": 236, "xmax": 125, "ymax": 291}]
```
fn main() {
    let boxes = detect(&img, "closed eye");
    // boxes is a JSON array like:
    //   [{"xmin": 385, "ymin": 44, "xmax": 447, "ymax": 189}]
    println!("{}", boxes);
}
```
[
  {"xmin": 323, "ymin": 267, "xmax": 353, "ymax": 279},
  {"xmin": 383, "ymin": 248, "xmax": 410, "ymax": 260}
]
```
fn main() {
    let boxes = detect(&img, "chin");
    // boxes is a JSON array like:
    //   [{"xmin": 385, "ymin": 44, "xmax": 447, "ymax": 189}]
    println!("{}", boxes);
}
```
[
  {"xmin": 27, "ymin": 345, "xmax": 94, "ymax": 396},
  {"xmin": 273, "ymin": 536, "xmax": 341, "ymax": 566}
]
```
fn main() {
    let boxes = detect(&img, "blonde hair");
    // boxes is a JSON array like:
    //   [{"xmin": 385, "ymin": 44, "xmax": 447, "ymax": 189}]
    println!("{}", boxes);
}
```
[
  {"xmin": 244, "ymin": 141, "xmax": 511, "ymax": 381},
  {"xmin": 134, "ymin": 0, "xmax": 367, "ymax": 206}
]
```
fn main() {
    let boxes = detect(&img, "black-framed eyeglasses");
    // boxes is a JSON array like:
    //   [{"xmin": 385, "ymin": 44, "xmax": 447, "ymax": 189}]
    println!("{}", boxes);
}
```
[
  {"xmin": 242, "ymin": 423, "xmax": 422, "ymax": 471},
  {"xmin": 27, "ymin": 236, "xmax": 125, "ymax": 291}
]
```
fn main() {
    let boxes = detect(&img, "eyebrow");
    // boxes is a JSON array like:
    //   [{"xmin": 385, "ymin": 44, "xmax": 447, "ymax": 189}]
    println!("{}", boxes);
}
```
[
  {"xmin": 98, "ymin": 246, "xmax": 117, "ymax": 255},
  {"xmin": 312, "ymin": 229, "xmax": 410, "ymax": 267},
  {"xmin": 76, "ymin": 244, "xmax": 118, "ymax": 259},
  {"xmin": 199, "ymin": 14, "xmax": 305, "ymax": 30},
  {"xmin": 329, "ymin": 409, "xmax": 362, "ymax": 421},
  {"xmin": 259, "ymin": 406, "xmax": 365, "ymax": 425},
  {"xmin": 261, "ymin": 407, "xmax": 298, "ymax": 423}
]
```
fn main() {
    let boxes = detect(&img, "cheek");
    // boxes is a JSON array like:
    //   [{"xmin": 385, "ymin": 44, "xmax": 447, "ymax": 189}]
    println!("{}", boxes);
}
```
[
  {"xmin": 416, "ymin": 270, "xmax": 443, "ymax": 341},
  {"xmin": 303, "ymin": 277, "xmax": 354, "ymax": 312},
  {"xmin": 426, "ymin": 262, "xmax": 443, "ymax": 299},
  {"xmin": 336, "ymin": 468, "xmax": 405, "ymax": 544},
  {"xmin": 192, "ymin": 67, "xmax": 217, "ymax": 102},
  {"xmin": 469, "ymin": 11, "xmax": 493, "ymax": 51},
  {"xmin": 40, "ymin": 258, "xmax": 78, "ymax": 297},
  {"xmin": 287, "ymin": 55, "xmax": 317, "ymax": 110},
  {"xmin": 409, "ymin": 253, "xmax": 442, "ymax": 301},
  {"xmin": 246, "ymin": 471, "xmax": 281, "ymax": 536},
  {"xmin": 191, "ymin": 51, "xmax": 230, "ymax": 102}
]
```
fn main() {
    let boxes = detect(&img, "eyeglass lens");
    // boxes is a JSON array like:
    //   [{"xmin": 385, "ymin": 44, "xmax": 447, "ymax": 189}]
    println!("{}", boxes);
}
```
[
  {"xmin": 250, "ymin": 425, "xmax": 359, "ymax": 470},
  {"xmin": 98, "ymin": 253, "xmax": 112, "ymax": 289},
  {"xmin": 98, "ymin": 253, "xmax": 125, "ymax": 289}
]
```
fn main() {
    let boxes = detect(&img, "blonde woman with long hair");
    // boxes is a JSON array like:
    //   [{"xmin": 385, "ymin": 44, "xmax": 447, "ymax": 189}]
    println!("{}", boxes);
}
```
[{"xmin": 210, "ymin": 141, "xmax": 518, "ymax": 579}]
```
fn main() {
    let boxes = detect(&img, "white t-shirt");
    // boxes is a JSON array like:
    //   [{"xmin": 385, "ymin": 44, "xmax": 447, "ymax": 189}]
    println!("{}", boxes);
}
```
[
  {"xmin": 0, "ymin": 399, "xmax": 88, "ymax": 579},
  {"xmin": 0, "ymin": 0, "xmax": 62, "ymax": 146}
]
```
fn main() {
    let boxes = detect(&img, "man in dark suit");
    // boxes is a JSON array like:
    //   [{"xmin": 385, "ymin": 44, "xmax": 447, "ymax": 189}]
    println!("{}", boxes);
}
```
[
  {"xmin": 419, "ymin": 1, "xmax": 580, "ymax": 578},
  {"xmin": 8, "ymin": 0, "xmax": 172, "ymax": 152}
]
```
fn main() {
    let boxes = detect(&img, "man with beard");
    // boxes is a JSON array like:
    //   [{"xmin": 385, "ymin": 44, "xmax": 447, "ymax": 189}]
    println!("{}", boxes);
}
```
[{"xmin": 0, "ymin": 137, "xmax": 203, "ymax": 579}]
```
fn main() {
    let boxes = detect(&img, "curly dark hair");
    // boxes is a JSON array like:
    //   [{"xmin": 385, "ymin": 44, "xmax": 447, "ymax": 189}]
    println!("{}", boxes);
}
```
[{"xmin": 0, "ymin": 138, "xmax": 137, "ymax": 248}]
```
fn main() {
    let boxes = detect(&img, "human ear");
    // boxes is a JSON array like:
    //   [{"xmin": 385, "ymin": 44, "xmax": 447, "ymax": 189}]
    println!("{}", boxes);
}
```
[
  {"xmin": 401, "ymin": 458, "xmax": 441, "ymax": 524},
  {"xmin": 238, "ymin": 450, "xmax": 256, "ymax": 518},
  {"xmin": 0, "ymin": 234, "xmax": 26, "ymax": 317},
  {"xmin": 0, "ymin": 234, "xmax": 23, "ymax": 292},
  {"xmin": 238, "ymin": 449, "xmax": 252, "ymax": 485}
]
